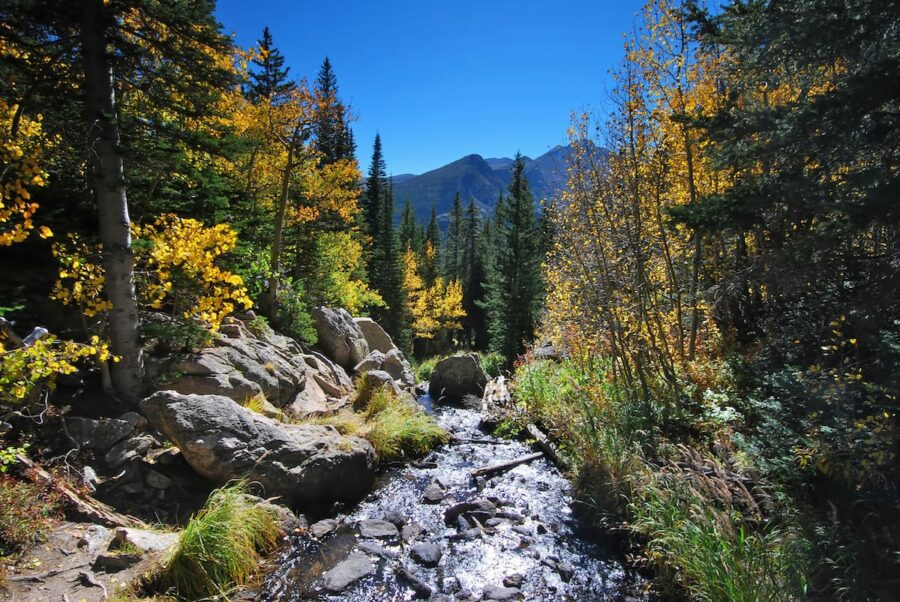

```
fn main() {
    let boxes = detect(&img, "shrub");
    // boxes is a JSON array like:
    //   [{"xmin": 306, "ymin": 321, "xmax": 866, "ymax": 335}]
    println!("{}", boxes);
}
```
[
  {"xmin": 155, "ymin": 482, "xmax": 281, "ymax": 600},
  {"xmin": 0, "ymin": 475, "xmax": 63, "ymax": 558},
  {"xmin": 480, "ymin": 352, "xmax": 505, "ymax": 378},
  {"xmin": 413, "ymin": 355, "xmax": 443, "ymax": 382}
]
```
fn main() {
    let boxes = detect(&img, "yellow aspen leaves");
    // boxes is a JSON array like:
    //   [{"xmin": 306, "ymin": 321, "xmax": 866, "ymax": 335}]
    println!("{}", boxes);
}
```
[{"xmin": 402, "ymin": 247, "xmax": 465, "ymax": 340}]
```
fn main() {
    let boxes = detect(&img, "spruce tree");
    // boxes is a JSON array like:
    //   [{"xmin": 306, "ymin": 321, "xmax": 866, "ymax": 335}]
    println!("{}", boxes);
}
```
[
  {"xmin": 363, "ymin": 134, "xmax": 386, "ymax": 237},
  {"xmin": 482, "ymin": 154, "xmax": 542, "ymax": 363},
  {"xmin": 443, "ymin": 192, "xmax": 463, "ymax": 281},
  {"xmin": 313, "ymin": 57, "xmax": 355, "ymax": 164},
  {"xmin": 399, "ymin": 198, "xmax": 421, "ymax": 253},
  {"xmin": 423, "ymin": 205, "xmax": 441, "ymax": 286},
  {"xmin": 460, "ymin": 199, "xmax": 486, "ymax": 348},
  {"xmin": 371, "ymin": 179, "xmax": 405, "ymax": 340},
  {"xmin": 248, "ymin": 27, "xmax": 293, "ymax": 101}
]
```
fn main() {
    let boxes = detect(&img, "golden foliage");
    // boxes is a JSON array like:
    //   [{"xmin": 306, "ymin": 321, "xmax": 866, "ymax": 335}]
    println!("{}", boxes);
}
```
[{"xmin": 402, "ymin": 247, "xmax": 465, "ymax": 340}]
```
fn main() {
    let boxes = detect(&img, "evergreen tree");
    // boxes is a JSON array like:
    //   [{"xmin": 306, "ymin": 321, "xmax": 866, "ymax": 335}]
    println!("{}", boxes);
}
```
[
  {"xmin": 247, "ymin": 27, "xmax": 293, "ymax": 101},
  {"xmin": 443, "ymin": 192, "xmax": 463, "ymax": 281},
  {"xmin": 370, "ymin": 179, "xmax": 405, "ymax": 341},
  {"xmin": 461, "ymin": 199, "xmax": 486, "ymax": 348},
  {"xmin": 399, "ymin": 198, "xmax": 422, "ymax": 253},
  {"xmin": 482, "ymin": 154, "xmax": 542, "ymax": 363},
  {"xmin": 362, "ymin": 134, "xmax": 386, "ymax": 236},
  {"xmin": 313, "ymin": 57, "xmax": 356, "ymax": 164},
  {"xmin": 423, "ymin": 205, "xmax": 441, "ymax": 286}
]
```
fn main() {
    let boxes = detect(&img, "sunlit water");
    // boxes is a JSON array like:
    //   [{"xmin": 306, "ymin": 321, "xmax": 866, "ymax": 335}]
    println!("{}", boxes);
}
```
[{"xmin": 260, "ymin": 399, "xmax": 644, "ymax": 601}]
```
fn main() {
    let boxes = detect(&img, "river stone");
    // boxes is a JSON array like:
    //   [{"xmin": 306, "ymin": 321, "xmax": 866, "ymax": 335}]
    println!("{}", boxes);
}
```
[
  {"xmin": 311, "ymin": 307, "xmax": 370, "ymax": 370},
  {"xmin": 483, "ymin": 584, "xmax": 522, "ymax": 600},
  {"xmin": 409, "ymin": 542, "xmax": 442, "ymax": 567},
  {"xmin": 503, "ymin": 574, "xmax": 524, "ymax": 588},
  {"xmin": 422, "ymin": 482, "xmax": 445, "ymax": 504},
  {"xmin": 401, "ymin": 521, "xmax": 424, "ymax": 543},
  {"xmin": 357, "ymin": 519, "xmax": 398, "ymax": 539},
  {"xmin": 322, "ymin": 551, "xmax": 375, "ymax": 592},
  {"xmin": 353, "ymin": 317, "xmax": 396, "ymax": 354},
  {"xmin": 140, "ymin": 391, "xmax": 376, "ymax": 508},
  {"xmin": 428, "ymin": 354, "xmax": 488, "ymax": 402},
  {"xmin": 112, "ymin": 528, "xmax": 179, "ymax": 553},
  {"xmin": 310, "ymin": 518, "xmax": 338, "ymax": 538}
]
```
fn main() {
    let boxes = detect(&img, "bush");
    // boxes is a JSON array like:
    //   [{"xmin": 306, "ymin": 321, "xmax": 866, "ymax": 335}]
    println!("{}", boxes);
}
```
[
  {"xmin": 155, "ymin": 482, "xmax": 281, "ymax": 600},
  {"xmin": 413, "ymin": 355, "xmax": 443, "ymax": 382},
  {"xmin": 0, "ymin": 475, "xmax": 63, "ymax": 558},
  {"xmin": 480, "ymin": 352, "xmax": 505, "ymax": 378}
]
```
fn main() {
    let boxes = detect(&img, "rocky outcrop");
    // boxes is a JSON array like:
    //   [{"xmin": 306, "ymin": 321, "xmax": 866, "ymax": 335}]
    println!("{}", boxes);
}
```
[
  {"xmin": 140, "ymin": 391, "xmax": 376, "ymax": 508},
  {"xmin": 353, "ymin": 317, "xmax": 396, "ymax": 354},
  {"xmin": 354, "ymin": 348, "xmax": 415, "ymax": 387},
  {"xmin": 311, "ymin": 307, "xmax": 369, "ymax": 371},
  {"xmin": 166, "ymin": 315, "xmax": 353, "ymax": 420},
  {"xmin": 428, "ymin": 354, "xmax": 488, "ymax": 402}
]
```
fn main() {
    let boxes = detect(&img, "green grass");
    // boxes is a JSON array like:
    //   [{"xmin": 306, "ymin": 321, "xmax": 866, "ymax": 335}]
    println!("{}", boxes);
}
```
[
  {"xmin": 317, "ymin": 380, "xmax": 448, "ymax": 462},
  {"xmin": 413, "ymin": 355, "xmax": 443, "ymax": 382},
  {"xmin": 154, "ymin": 482, "xmax": 281, "ymax": 600}
]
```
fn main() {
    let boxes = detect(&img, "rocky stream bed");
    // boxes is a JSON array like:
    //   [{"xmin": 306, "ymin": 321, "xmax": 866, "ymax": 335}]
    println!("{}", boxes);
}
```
[{"xmin": 260, "ymin": 400, "xmax": 646, "ymax": 601}]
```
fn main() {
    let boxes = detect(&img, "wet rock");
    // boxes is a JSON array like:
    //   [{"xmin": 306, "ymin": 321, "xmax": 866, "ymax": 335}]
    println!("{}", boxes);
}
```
[
  {"xmin": 401, "ymin": 521, "xmax": 424, "ymax": 543},
  {"xmin": 382, "ymin": 508, "xmax": 407, "ymax": 527},
  {"xmin": 429, "ymin": 595, "xmax": 451, "ymax": 602},
  {"xmin": 441, "ymin": 576, "xmax": 460, "ymax": 593},
  {"xmin": 241, "ymin": 494, "xmax": 307, "ymax": 533},
  {"xmin": 64, "ymin": 416, "xmax": 135, "ymax": 451},
  {"xmin": 321, "ymin": 551, "xmax": 375, "ymax": 592},
  {"xmin": 394, "ymin": 564, "xmax": 432, "ymax": 598},
  {"xmin": 444, "ymin": 499, "xmax": 495, "ymax": 526},
  {"xmin": 475, "ymin": 476, "xmax": 487, "ymax": 491},
  {"xmin": 542, "ymin": 557, "xmax": 574, "ymax": 582},
  {"xmin": 357, "ymin": 519, "xmax": 399, "ymax": 539},
  {"xmin": 112, "ymin": 528, "xmax": 178, "ymax": 553},
  {"xmin": 428, "ymin": 354, "xmax": 488, "ymax": 402},
  {"xmin": 311, "ymin": 307, "xmax": 370, "ymax": 370},
  {"xmin": 409, "ymin": 542, "xmax": 442, "ymax": 567},
  {"xmin": 422, "ymin": 482, "xmax": 445, "ymax": 504},
  {"xmin": 456, "ymin": 515, "xmax": 470, "ymax": 531},
  {"xmin": 357, "ymin": 540, "xmax": 397, "ymax": 559},
  {"xmin": 485, "ymin": 517, "xmax": 504, "ymax": 527},
  {"xmin": 503, "ymin": 573, "xmax": 524, "ymax": 588},
  {"xmin": 310, "ymin": 519, "xmax": 338, "ymax": 538},
  {"xmin": 483, "ymin": 584, "xmax": 522, "ymax": 600},
  {"xmin": 512, "ymin": 525, "xmax": 531, "ymax": 535},
  {"xmin": 353, "ymin": 317, "xmax": 397, "ymax": 354},
  {"xmin": 141, "ymin": 391, "xmax": 376, "ymax": 508}
]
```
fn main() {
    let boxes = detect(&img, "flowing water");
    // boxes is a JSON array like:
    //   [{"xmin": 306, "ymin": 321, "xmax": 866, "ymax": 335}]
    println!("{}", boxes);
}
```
[{"xmin": 261, "ymin": 399, "xmax": 645, "ymax": 601}]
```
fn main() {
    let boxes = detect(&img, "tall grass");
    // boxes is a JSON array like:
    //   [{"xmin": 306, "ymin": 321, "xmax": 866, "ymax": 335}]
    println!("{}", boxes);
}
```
[
  {"xmin": 155, "ymin": 482, "xmax": 281, "ymax": 600},
  {"xmin": 511, "ymin": 357, "xmax": 811, "ymax": 599}
]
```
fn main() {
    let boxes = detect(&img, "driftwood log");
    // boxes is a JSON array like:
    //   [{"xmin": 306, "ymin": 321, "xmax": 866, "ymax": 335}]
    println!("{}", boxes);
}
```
[{"xmin": 471, "ymin": 452, "xmax": 544, "ymax": 478}]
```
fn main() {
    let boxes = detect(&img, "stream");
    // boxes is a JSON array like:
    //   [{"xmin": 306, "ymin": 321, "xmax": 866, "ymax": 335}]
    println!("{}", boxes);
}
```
[{"xmin": 260, "ymin": 399, "xmax": 645, "ymax": 601}]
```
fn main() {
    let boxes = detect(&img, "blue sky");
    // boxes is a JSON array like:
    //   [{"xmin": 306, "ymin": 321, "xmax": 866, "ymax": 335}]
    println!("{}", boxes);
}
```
[{"xmin": 215, "ymin": 1, "xmax": 645, "ymax": 175}]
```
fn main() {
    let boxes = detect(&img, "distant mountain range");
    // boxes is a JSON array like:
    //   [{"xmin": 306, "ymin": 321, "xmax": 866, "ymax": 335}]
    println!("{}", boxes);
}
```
[{"xmin": 390, "ymin": 145, "xmax": 577, "ymax": 224}]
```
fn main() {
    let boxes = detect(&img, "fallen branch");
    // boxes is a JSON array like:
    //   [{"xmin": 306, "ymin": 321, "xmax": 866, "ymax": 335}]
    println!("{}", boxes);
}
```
[
  {"xmin": 15, "ymin": 454, "xmax": 145, "ymax": 529},
  {"xmin": 526, "ymin": 423, "xmax": 569, "ymax": 471},
  {"xmin": 471, "ymin": 452, "xmax": 544, "ymax": 478},
  {"xmin": 450, "ymin": 437, "xmax": 505, "ymax": 445}
]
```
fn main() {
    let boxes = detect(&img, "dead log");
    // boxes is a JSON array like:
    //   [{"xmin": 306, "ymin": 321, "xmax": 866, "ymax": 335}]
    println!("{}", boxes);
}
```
[
  {"xmin": 471, "ymin": 452, "xmax": 544, "ymax": 478},
  {"xmin": 450, "ymin": 437, "xmax": 505, "ymax": 445},
  {"xmin": 15, "ymin": 454, "xmax": 145, "ymax": 529},
  {"xmin": 526, "ymin": 423, "xmax": 569, "ymax": 471}
]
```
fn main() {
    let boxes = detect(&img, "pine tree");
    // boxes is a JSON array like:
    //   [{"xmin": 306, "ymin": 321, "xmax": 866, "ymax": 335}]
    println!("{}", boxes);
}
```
[
  {"xmin": 482, "ymin": 154, "xmax": 542, "ymax": 363},
  {"xmin": 313, "ymin": 57, "xmax": 355, "ymax": 164},
  {"xmin": 371, "ymin": 179, "xmax": 405, "ymax": 341},
  {"xmin": 460, "ymin": 199, "xmax": 486, "ymax": 348},
  {"xmin": 399, "ymin": 198, "xmax": 422, "ymax": 253},
  {"xmin": 362, "ymin": 134, "xmax": 386, "ymax": 237},
  {"xmin": 248, "ymin": 27, "xmax": 293, "ymax": 101},
  {"xmin": 423, "ymin": 205, "xmax": 441, "ymax": 286},
  {"xmin": 443, "ymin": 192, "xmax": 463, "ymax": 281}
]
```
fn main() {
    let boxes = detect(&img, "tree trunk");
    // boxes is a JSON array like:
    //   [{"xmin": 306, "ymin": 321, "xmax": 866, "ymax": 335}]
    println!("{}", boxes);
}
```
[
  {"xmin": 263, "ymin": 142, "xmax": 294, "ymax": 319},
  {"xmin": 81, "ymin": 0, "xmax": 144, "ymax": 404}
]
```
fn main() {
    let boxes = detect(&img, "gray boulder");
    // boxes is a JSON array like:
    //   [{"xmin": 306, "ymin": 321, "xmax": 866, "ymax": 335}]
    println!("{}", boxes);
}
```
[
  {"xmin": 64, "ymin": 416, "xmax": 135, "ymax": 451},
  {"xmin": 311, "ymin": 307, "xmax": 369, "ymax": 370},
  {"xmin": 353, "ymin": 350, "xmax": 386, "ymax": 374},
  {"xmin": 322, "ymin": 551, "xmax": 375, "ymax": 592},
  {"xmin": 382, "ymin": 349, "xmax": 415, "ymax": 386},
  {"xmin": 140, "ymin": 391, "xmax": 375, "ymax": 508},
  {"xmin": 428, "ymin": 354, "xmax": 488, "ymax": 402},
  {"xmin": 353, "ymin": 317, "xmax": 396, "ymax": 354}
]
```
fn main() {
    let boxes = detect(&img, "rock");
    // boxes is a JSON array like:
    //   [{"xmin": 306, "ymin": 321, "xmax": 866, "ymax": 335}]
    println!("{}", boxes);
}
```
[
  {"xmin": 140, "ymin": 391, "xmax": 376, "ymax": 508},
  {"xmin": 541, "ymin": 557, "xmax": 574, "ymax": 582},
  {"xmin": 410, "ymin": 542, "xmax": 442, "ymax": 567},
  {"xmin": 240, "ymin": 494, "xmax": 307, "ymax": 533},
  {"xmin": 311, "ymin": 307, "xmax": 370, "ymax": 370},
  {"xmin": 357, "ymin": 540, "xmax": 397, "ymax": 559},
  {"xmin": 353, "ymin": 370, "xmax": 399, "ymax": 409},
  {"xmin": 401, "ymin": 521, "xmax": 424, "ymax": 543},
  {"xmin": 382, "ymin": 349, "xmax": 415, "ymax": 385},
  {"xmin": 503, "ymin": 574, "xmax": 524, "ymax": 588},
  {"xmin": 82, "ymin": 465, "xmax": 99, "ymax": 492},
  {"xmin": 395, "ymin": 564, "xmax": 433, "ymax": 599},
  {"xmin": 428, "ymin": 354, "xmax": 487, "ymax": 402},
  {"xmin": 441, "ymin": 576, "xmax": 461, "ymax": 594},
  {"xmin": 77, "ymin": 525, "xmax": 112, "ymax": 558},
  {"xmin": 310, "ymin": 519, "xmax": 338, "ymax": 538},
  {"xmin": 353, "ymin": 317, "xmax": 397, "ymax": 354},
  {"xmin": 64, "ymin": 416, "xmax": 135, "ymax": 451},
  {"xmin": 444, "ymin": 499, "xmax": 495, "ymax": 526},
  {"xmin": 104, "ymin": 434, "xmax": 157, "ymax": 469},
  {"xmin": 353, "ymin": 350, "xmax": 386, "ymax": 374},
  {"xmin": 145, "ymin": 470, "xmax": 173, "ymax": 490},
  {"xmin": 112, "ymin": 528, "xmax": 179, "ymax": 553},
  {"xmin": 533, "ymin": 341, "xmax": 566, "ymax": 362},
  {"xmin": 93, "ymin": 552, "xmax": 143, "ymax": 572},
  {"xmin": 245, "ymin": 395, "xmax": 284, "ymax": 420},
  {"xmin": 382, "ymin": 508, "xmax": 407, "ymax": 527},
  {"xmin": 357, "ymin": 519, "xmax": 398, "ymax": 539},
  {"xmin": 421, "ymin": 482, "xmax": 445, "ymax": 504},
  {"xmin": 483, "ymin": 584, "xmax": 522, "ymax": 600},
  {"xmin": 322, "ymin": 551, "xmax": 375, "ymax": 592},
  {"xmin": 459, "ymin": 394, "xmax": 484, "ymax": 411}
]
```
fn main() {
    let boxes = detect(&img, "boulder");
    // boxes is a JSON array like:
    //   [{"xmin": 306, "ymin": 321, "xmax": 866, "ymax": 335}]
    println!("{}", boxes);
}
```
[
  {"xmin": 428, "ymin": 354, "xmax": 488, "ymax": 402},
  {"xmin": 357, "ymin": 519, "xmax": 398, "ymax": 539},
  {"xmin": 311, "ymin": 307, "xmax": 369, "ymax": 370},
  {"xmin": 353, "ymin": 317, "xmax": 397, "ymax": 354},
  {"xmin": 64, "ymin": 416, "xmax": 135, "ymax": 451},
  {"xmin": 409, "ymin": 541, "xmax": 442, "ymax": 567},
  {"xmin": 322, "ymin": 551, "xmax": 375, "ymax": 592},
  {"xmin": 353, "ymin": 350, "xmax": 386, "ymax": 374},
  {"xmin": 140, "ymin": 391, "xmax": 376, "ymax": 508},
  {"xmin": 112, "ymin": 528, "xmax": 179, "ymax": 553},
  {"xmin": 382, "ymin": 349, "xmax": 415, "ymax": 385}
]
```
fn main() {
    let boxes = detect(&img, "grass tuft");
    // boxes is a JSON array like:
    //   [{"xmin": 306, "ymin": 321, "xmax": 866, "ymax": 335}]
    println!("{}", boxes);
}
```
[{"xmin": 154, "ymin": 481, "xmax": 281, "ymax": 600}]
